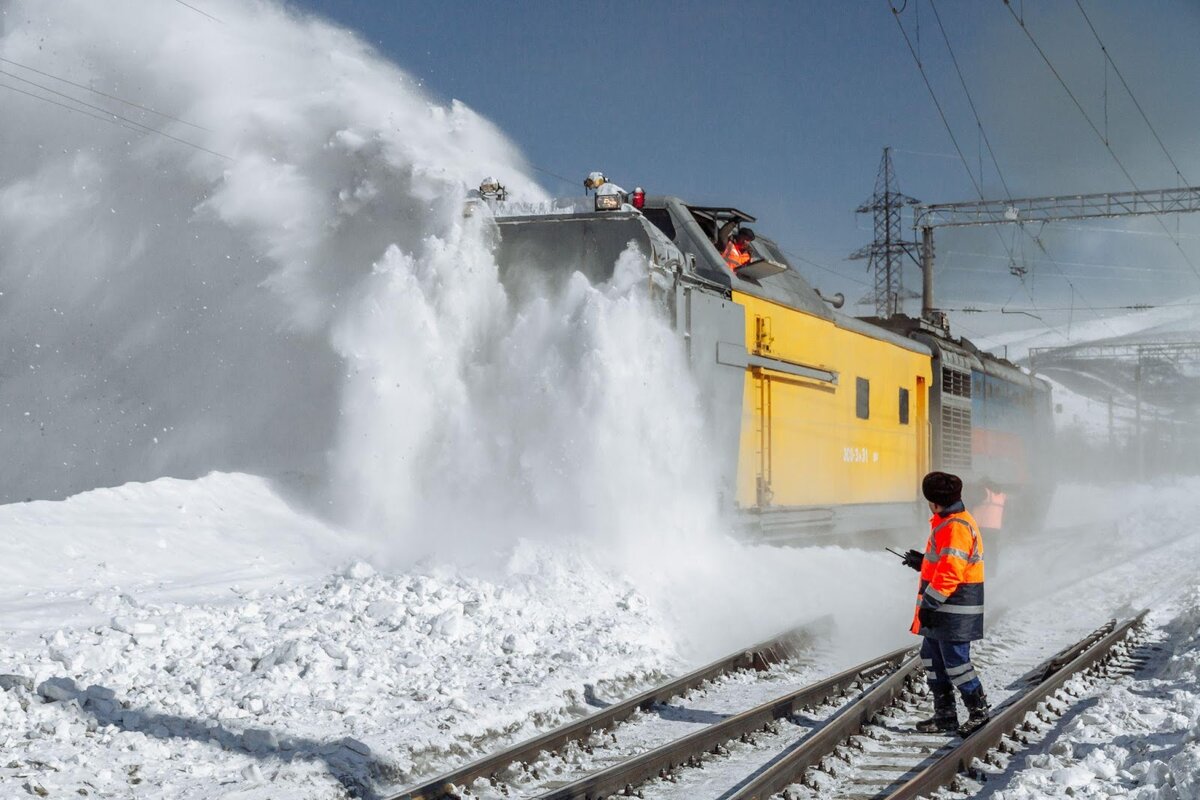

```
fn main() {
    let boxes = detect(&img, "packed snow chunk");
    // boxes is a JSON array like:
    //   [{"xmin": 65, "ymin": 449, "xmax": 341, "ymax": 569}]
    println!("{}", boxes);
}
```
[
  {"xmin": 342, "ymin": 736, "xmax": 372, "ymax": 757},
  {"xmin": 1049, "ymin": 765, "xmax": 1093, "ymax": 788},
  {"xmin": 501, "ymin": 633, "xmax": 533, "ymax": 654},
  {"xmin": 109, "ymin": 620, "xmax": 160, "ymax": 636},
  {"xmin": 0, "ymin": 674, "xmax": 33, "ymax": 692},
  {"xmin": 85, "ymin": 684, "xmax": 116, "ymax": 702},
  {"xmin": 365, "ymin": 599, "xmax": 400, "ymax": 621},
  {"xmin": 343, "ymin": 561, "xmax": 376, "ymax": 580},
  {"xmin": 242, "ymin": 728, "xmax": 280, "ymax": 753},
  {"xmin": 36, "ymin": 676, "xmax": 78, "ymax": 703},
  {"xmin": 241, "ymin": 763, "xmax": 266, "ymax": 784},
  {"xmin": 253, "ymin": 640, "xmax": 300, "ymax": 672},
  {"xmin": 433, "ymin": 604, "xmax": 465, "ymax": 639}
]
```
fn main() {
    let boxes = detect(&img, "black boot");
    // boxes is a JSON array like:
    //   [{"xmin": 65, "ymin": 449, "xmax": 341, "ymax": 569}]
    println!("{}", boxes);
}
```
[
  {"xmin": 958, "ymin": 688, "xmax": 990, "ymax": 736},
  {"xmin": 915, "ymin": 687, "xmax": 958, "ymax": 733}
]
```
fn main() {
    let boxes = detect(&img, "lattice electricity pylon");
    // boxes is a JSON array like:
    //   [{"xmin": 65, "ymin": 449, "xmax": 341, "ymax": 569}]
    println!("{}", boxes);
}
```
[{"xmin": 850, "ymin": 147, "xmax": 923, "ymax": 318}]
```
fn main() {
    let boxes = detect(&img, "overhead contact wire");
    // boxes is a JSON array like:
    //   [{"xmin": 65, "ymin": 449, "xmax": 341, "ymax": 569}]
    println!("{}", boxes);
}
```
[
  {"xmin": 0, "ymin": 68, "xmax": 230, "ymax": 161},
  {"xmin": 892, "ymin": 1, "xmax": 1082, "ymax": 338},
  {"xmin": 0, "ymin": 56, "xmax": 209, "ymax": 132},
  {"xmin": 1002, "ymin": 0, "xmax": 1200, "ymax": 283},
  {"xmin": 1074, "ymin": 0, "xmax": 1188, "ymax": 185}
]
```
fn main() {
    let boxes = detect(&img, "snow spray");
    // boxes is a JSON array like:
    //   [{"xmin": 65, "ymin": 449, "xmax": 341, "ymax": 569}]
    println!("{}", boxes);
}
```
[{"xmin": 0, "ymin": 0, "xmax": 912, "ymax": 659}]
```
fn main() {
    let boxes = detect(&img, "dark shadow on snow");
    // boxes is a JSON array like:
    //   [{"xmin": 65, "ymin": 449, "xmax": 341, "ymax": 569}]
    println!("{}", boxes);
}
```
[{"xmin": 35, "ymin": 676, "xmax": 398, "ymax": 799}]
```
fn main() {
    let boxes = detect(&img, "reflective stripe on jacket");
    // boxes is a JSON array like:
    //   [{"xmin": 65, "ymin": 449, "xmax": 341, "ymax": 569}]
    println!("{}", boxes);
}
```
[
  {"xmin": 910, "ymin": 501, "xmax": 985, "ymax": 641},
  {"xmin": 723, "ymin": 241, "xmax": 750, "ymax": 271}
]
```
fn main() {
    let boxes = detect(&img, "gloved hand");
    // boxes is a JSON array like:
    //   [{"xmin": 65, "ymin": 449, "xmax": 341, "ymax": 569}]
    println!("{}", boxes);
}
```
[
  {"xmin": 902, "ymin": 549, "xmax": 923, "ymax": 572},
  {"xmin": 918, "ymin": 606, "xmax": 933, "ymax": 628}
]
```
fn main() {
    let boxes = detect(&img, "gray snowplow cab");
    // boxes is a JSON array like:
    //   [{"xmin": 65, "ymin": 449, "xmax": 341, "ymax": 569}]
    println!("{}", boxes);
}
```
[
  {"xmin": 488, "ymin": 194, "xmax": 834, "ymax": 320},
  {"xmin": 491, "ymin": 207, "xmax": 686, "ymax": 298}
]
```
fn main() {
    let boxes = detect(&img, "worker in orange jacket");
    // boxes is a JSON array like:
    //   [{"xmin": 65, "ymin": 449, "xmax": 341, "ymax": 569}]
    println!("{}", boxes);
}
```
[
  {"xmin": 972, "ymin": 478, "xmax": 1007, "ymax": 574},
  {"xmin": 722, "ymin": 228, "xmax": 755, "ymax": 272},
  {"xmin": 899, "ymin": 471, "xmax": 990, "ymax": 736}
]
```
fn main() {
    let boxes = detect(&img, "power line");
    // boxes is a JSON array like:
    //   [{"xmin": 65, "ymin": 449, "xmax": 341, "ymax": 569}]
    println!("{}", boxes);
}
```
[
  {"xmin": 928, "ymin": 0, "xmax": 1014, "ymax": 200},
  {"xmin": 943, "ymin": 249, "xmax": 1200, "ymax": 276},
  {"xmin": 0, "ymin": 82, "xmax": 153, "ymax": 138},
  {"xmin": 889, "ymin": 2, "xmax": 984, "ymax": 198},
  {"xmin": 1074, "ymin": 0, "xmax": 1187, "ymax": 185},
  {"xmin": 780, "ymin": 246, "xmax": 872, "ymax": 288},
  {"xmin": 891, "ymin": 1, "xmax": 1078, "ymax": 333},
  {"xmin": 172, "ymin": 0, "xmax": 224, "ymax": 24},
  {"xmin": 0, "ymin": 56, "xmax": 208, "ymax": 131},
  {"xmin": 943, "ymin": 301, "xmax": 1200, "ymax": 312},
  {"xmin": 0, "ymin": 68, "xmax": 230, "ymax": 161},
  {"xmin": 1001, "ymin": 0, "xmax": 1200, "ymax": 283},
  {"xmin": 527, "ymin": 163, "xmax": 578, "ymax": 189},
  {"xmin": 946, "ymin": 264, "xmax": 1184, "ymax": 284},
  {"xmin": 929, "ymin": 1, "xmax": 1138, "ymax": 335}
]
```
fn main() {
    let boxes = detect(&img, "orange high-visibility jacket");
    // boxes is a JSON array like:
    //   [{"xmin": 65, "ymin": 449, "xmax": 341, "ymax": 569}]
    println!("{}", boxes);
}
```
[
  {"xmin": 723, "ymin": 241, "xmax": 751, "ymax": 271},
  {"xmin": 974, "ymin": 488, "xmax": 1007, "ymax": 530},
  {"xmin": 911, "ymin": 503, "xmax": 985, "ymax": 641}
]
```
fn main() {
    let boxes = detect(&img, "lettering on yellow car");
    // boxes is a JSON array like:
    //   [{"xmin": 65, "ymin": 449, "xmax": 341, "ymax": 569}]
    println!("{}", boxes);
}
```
[{"xmin": 842, "ymin": 448, "xmax": 882, "ymax": 464}]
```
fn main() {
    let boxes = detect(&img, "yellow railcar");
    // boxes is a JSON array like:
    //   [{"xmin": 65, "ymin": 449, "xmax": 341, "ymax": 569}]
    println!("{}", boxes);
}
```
[{"xmin": 733, "ymin": 290, "xmax": 931, "ymax": 513}]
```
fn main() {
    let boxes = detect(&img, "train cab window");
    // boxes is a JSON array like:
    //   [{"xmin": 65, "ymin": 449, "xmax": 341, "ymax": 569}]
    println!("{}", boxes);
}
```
[
  {"xmin": 899, "ymin": 387, "xmax": 910, "ymax": 425},
  {"xmin": 640, "ymin": 207, "xmax": 676, "ymax": 240},
  {"xmin": 856, "ymin": 377, "xmax": 870, "ymax": 420}
]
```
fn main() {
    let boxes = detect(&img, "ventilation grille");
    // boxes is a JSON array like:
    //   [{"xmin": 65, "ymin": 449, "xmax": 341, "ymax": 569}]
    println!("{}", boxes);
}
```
[
  {"xmin": 942, "ymin": 367, "xmax": 971, "ymax": 398},
  {"xmin": 941, "ymin": 405, "xmax": 973, "ymax": 469}
]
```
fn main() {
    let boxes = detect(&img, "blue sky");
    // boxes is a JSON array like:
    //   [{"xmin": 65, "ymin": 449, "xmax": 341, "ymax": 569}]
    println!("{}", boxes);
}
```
[{"xmin": 291, "ymin": 1, "xmax": 1200, "ymax": 338}]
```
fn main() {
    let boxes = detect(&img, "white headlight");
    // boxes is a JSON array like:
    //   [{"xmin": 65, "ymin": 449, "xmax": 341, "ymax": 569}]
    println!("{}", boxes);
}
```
[{"xmin": 595, "ymin": 193, "xmax": 621, "ymax": 211}]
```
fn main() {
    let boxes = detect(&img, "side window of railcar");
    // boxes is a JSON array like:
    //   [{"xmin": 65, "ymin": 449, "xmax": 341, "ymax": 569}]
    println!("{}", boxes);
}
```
[
  {"xmin": 899, "ymin": 387, "xmax": 910, "ymax": 425},
  {"xmin": 856, "ymin": 377, "xmax": 870, "ymax": 420}
]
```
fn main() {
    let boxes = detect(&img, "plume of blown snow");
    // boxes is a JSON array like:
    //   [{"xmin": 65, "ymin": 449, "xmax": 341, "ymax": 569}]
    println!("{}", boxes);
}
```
[{"xmin": 0, "ymin": 0, "xmax": 544, "ymax": 504}]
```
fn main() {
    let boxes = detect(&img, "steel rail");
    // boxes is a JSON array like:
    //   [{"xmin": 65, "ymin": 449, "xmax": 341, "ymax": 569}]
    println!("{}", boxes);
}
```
[
  {"xmin": 724, "ymin": 654, "xmax": 922, "ymax": 800},
  {"xmin": 884, "ymin": 612, "xmax": 1147, "ymax": 800},
  {"xmin": 1036, "ymin": 619, "xmax": 1115, "ymax": 682},
  {"xmin": 384, "ymin": 626, "xmax": 811, "ymax": 800},
  {"xmin": 534, "ymin": 646, "xmax": 915, "ymax": 800}
]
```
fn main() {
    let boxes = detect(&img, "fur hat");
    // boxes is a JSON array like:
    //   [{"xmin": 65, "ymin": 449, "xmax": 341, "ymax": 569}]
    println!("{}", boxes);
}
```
[{"xmin": 922, "ymin": 471, "xmax": 962, "ymax": 507}]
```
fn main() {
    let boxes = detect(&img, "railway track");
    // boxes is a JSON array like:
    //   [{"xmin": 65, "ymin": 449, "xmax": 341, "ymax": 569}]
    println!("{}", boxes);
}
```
[
  {"xmin": 386, "ymin": 626, "xmax": 814, "ymax": 800},
  {"xmin": 386, "ymin": 613, "xmax": 1147, "ymax": 800}
]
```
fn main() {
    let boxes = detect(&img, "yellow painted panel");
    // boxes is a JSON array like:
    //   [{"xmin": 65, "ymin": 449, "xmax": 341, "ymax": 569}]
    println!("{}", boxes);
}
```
[{"xmin": 734, "ymin": 292, "xmax": 932, "ymax": 509}]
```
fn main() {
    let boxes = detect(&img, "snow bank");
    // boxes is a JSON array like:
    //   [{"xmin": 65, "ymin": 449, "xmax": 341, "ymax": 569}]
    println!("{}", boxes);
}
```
[
  {"xmin": 0, "ymin": 473, "xmax": 358, "ymax": 642},
  {"xmin": 996, "ymin": 585, "xmax": 1200, "ymax": 799},
  {"xmin": 0, "ymin": 535, "xmax": 675, "ymax": 798}
]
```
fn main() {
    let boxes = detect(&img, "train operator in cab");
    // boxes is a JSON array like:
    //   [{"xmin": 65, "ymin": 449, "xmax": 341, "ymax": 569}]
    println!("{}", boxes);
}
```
[
  {"xmin": 899, "ymin": 472, "xmax": 990, "ymax": 736},
  {"xmin": 721, "ymin": 227, "xmax": 755, "ymax": 272}
]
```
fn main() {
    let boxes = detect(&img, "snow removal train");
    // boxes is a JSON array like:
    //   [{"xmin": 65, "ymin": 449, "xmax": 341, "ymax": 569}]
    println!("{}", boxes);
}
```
[{"xmin": 480, "ymin": 176, "xmax": 1054, "ymax": 543}]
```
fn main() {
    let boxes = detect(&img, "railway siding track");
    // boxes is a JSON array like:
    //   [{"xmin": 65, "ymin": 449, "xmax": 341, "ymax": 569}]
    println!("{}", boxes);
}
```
[{"xmin": 386, "ymin": 626, "xmax": 812, "ymax": 800}]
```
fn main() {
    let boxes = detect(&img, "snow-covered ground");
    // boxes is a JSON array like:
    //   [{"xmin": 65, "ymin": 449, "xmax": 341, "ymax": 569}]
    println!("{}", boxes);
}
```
[
  {"xmin": 993, "ymin": 588, "xmax": 1200, "ymax": 799},
  {"xmin": 3, "ymin": 474, "xmax": 1200, "ymax": 799}
]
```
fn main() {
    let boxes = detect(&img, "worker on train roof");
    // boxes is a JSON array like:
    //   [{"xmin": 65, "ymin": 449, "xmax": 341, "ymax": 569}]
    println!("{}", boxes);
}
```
[
  {"xmin": 722, "ymin": 227, "xmax": 755, "ymax": 272},
  {"xmin": 898, "ymin": 471, "xmax": 991, "ymax": 737}
]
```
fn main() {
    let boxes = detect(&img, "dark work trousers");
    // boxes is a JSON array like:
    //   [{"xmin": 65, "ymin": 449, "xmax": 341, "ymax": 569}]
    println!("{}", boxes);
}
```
[{"xmin": 920, "ymin": 637, "xmax": 983, "ymax": 695}]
